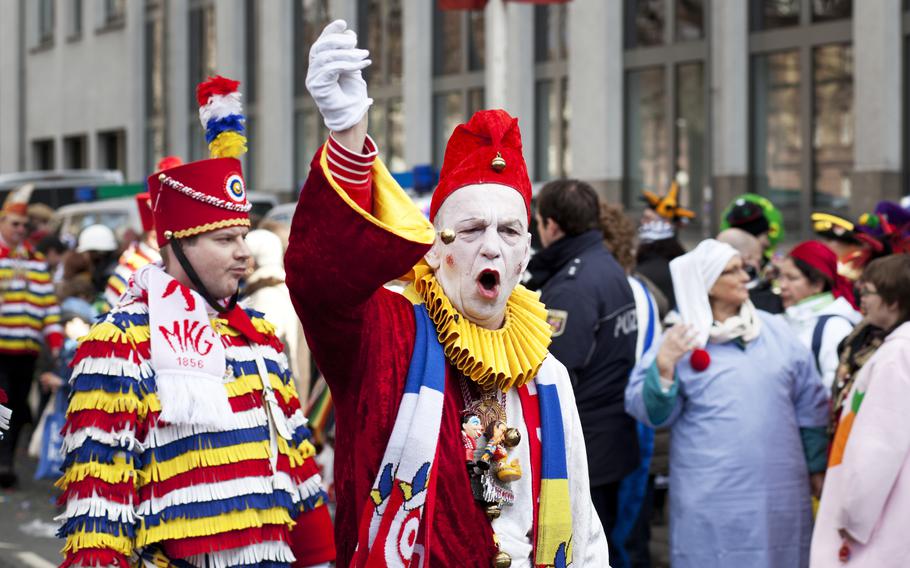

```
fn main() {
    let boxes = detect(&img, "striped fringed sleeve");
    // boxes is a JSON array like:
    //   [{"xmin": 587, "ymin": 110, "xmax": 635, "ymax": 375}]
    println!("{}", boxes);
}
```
[
  {"xmin": 56, "ymin": 316, "xmax": 152, "ymax": 568},
  {"xmin": 250, "ymin": 314, "xmax": 327, "ymax": 513},
  {"xmin": 36, "ymin": 255, "xmax": 64, "ymax": 352}
]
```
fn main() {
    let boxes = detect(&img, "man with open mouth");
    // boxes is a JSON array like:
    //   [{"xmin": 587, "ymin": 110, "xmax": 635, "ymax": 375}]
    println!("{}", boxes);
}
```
[{"xmin": 288, "ymin": 20, "xmax": 610, "ymax": 568}]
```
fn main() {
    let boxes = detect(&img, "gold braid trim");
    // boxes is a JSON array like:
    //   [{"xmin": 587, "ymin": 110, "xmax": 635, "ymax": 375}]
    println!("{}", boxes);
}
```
[
  {"xmin": 171, "ymin": 218, "xmax": 251, "ymax": 240},
  {"xmin": 410, "ymin": 263, "xmax": 552, "ymax": 391}
]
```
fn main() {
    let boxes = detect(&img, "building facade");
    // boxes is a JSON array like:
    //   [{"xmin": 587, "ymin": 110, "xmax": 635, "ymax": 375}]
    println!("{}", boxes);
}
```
[{"xmin": 0, "ymin": 0, "xmax": 906, "ymax": 236}]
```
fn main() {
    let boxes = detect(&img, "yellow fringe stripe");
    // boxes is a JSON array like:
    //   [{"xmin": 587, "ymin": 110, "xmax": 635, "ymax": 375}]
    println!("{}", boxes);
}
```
[
  {"xmin": 68, "ymin": 390, "xmax": 146, "ymax": 417},
  {"xmin": 208, "ymin": 131, "xmax": 248, "ymax": 159},
  {"xmin": 0, "ymin": 291, "xmax": 57, "ymax": 306},
  {"xmin": 137, "ymin": 508, "xmax": 291, "ymax": 546},
  {"xmin": 142, "ymin": 442, "xmax": 271, "ymax": 485},
  {"xmin": 56, "ymin": 457, "xmax": 135, "ymax": 489},
  {"xmin": 82, "ymin": 320, "xmax": 151, "ymax": 346},
  {"xmin": 63, "ymin": 530, "xmax": 134, "ymax": 556}
]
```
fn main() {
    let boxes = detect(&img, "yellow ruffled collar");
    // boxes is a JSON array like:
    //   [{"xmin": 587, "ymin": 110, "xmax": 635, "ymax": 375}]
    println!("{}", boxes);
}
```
[{"xmin": 406, "ymin": 263, "xmax": 552, "ymax": 391}]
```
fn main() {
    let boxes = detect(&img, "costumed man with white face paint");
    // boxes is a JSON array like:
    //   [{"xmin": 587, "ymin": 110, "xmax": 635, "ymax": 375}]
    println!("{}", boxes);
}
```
[
  {"xmin": 57, "ymin": 77, "xmax": 334, "ymax": 568},
  {"xmin": 287, "ymin": 20, "xmax": 609, "ymax": 568}
]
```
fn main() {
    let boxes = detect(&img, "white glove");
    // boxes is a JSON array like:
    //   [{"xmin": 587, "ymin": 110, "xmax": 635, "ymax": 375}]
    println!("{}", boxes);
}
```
[{"xmin": 306, "ymin": 20, "xmax": 373, "ymax": 132}]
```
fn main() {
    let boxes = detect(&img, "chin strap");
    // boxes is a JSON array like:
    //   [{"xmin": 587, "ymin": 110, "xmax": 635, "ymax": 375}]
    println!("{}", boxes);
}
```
[{"xmin": 168, "ymin": 238, "xmax": 239, "ymax": 314}]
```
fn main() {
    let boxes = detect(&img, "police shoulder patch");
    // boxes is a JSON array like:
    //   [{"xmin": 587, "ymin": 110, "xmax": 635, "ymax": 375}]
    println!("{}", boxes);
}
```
[{"xmin": 547, "ymin": 309, "xmax": 569, "ymax": 337}]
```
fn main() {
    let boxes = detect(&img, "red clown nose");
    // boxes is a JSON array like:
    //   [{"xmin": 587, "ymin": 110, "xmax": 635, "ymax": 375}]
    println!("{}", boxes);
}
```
[{"xmin": 689, "ymin": 348, "xmax": 710, "ymax": 372}]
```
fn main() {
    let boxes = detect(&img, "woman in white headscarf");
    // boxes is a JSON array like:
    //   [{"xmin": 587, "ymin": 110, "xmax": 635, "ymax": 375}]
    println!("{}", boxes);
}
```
[{"xmin": 625, "ymin": 239, "xmax": 829, "ymax": 568}]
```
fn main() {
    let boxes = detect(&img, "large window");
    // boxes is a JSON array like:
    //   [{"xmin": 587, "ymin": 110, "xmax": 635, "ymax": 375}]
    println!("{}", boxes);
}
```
[
  {"xmin": 64, "ymin": 135, "xmax": 88, "ymax": 169},
  {"xmin": 293, "ymin": 0, "xmax": 331, "ymax": 187},
  {"xmin": 624, "ymin": 0, "xmax": 707, "ymax": 228},
  {"xmin": 432, "ymin": 5, "xmax": 485, "ymax": 169},
  {"xmin": 188, "ymin": 1, "xmax": 216, "ymax": 162},
  {"xmin": 145, "ymin": 1, "xmax": 166, "ymax": 173},
  {"xmin": 749, "ymin": 1, "xmax": 852, "ymax": 235},
  {"xmin": 360, "ymin": 0, "xmax": 405, "ymax": 172},
  {"xmin": 534, "ymin": 4, "xmax": 570, "ymax": 181}
]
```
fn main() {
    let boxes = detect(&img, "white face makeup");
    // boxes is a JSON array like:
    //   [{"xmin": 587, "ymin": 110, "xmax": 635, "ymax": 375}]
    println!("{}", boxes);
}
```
[{"xmin": 426, "ymin": 184, "xmax": 531, "ymax": 330}]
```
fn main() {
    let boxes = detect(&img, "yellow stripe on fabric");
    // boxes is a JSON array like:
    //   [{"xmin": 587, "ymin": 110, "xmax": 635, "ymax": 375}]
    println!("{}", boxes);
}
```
[
  {"xmin": 0, "ymin": 269, "xmax": 52, "ymax": 282},
  {"xmin": 137, "ymin": 509, "xmax": 291, "ymax": 546},
  {"xmin": 63, "ymin": 530, "xmax": 134, "ymax": 556},
  {"xmin": 56, "ymin": 456, "xmax": 135, "ymax": 489},
  {"xmin": 0, "ymin": 315, "xmax": 45, "ymax": 330},
  {"xmin": 225, "ymin": 373, "xmax": 264, "ymax": 398},
  {"xmin": 83, "ymin": 320, "xmax": 151, "ymax": 345},
  {"xmin": 535, "ymin": 478, "xmax": 574, "ymax": 567},
  {"xmin": 0, "ymin": 338, "xmax": 41, "ymax": 352},
  {"xmin": 0, "ymin": 292, "xmax": 57, "ymax": 306},
  {"xmin": 318, "ymin": 145, "xmax": 435, "ymax": 247},
  {"xmin": 68, "ymin": 390, "xmax": 146, "ymax": 416},
  {"xmin": 142, "ymin": 442, "xmax": 271, "ymax": 485}
]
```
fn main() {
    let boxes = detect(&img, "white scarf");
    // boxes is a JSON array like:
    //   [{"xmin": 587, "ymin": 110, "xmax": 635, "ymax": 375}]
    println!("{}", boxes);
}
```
[
  {"xmin": 132, "ymin": 263, "xmax": 235, "ymax": 429},
  {"xmin": 671, "ymin": 239, "xmax": 755, "ymax": 347},
  {"xmin": 709, "ymin": 300, "xmax": 761, "ymax": 344}
]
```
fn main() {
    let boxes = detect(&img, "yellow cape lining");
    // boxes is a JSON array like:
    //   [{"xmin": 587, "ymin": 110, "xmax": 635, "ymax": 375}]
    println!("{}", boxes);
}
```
[{"xmin": 409, "ymin": 263, "xmax": 552, "ymax": 391}]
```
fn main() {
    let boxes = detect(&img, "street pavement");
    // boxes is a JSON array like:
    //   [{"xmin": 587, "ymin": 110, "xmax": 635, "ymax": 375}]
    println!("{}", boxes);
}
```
[{"xmin": 0, "ymin": 428, "xmax": 62, "ymax": 568}]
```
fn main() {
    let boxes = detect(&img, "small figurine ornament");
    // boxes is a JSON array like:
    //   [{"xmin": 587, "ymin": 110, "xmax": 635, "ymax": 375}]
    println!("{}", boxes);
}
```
[{"xmin": 462, "ymin": 414, "xmax": 484, "ymax": 463}]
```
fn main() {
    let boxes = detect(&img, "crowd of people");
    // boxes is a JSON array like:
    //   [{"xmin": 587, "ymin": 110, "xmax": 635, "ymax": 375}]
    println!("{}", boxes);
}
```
[{"xmin": 0, "ymin": 18, "xmax": 907, "ymax": 568}]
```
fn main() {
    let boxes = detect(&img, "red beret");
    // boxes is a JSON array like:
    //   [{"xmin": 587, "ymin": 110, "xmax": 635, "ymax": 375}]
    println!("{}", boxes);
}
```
[
  {"xmin": 430, "ymin": 109, "xmax": 531, "ymax": 223},
  {"xmin": 147, "ymin": 158, "xmax": 251, "ymax": 248}
]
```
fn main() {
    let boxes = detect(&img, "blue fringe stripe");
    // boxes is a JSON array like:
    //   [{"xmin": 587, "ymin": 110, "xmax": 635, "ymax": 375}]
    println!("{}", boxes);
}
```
[
  {"xmin": 147, "ymin": 426, "xmax": 269, "ymax": 463},
  {"xmin": 71, "ymin": 373, "xmax": 151, "ymax": 397},
  {"xmin": 229, "ymin": 358, "xmax": 287, "ymax": 381},
  {"xmin": 57, "ymin": 515, "xmax": 137, "ymax": 539},
  {"xmin": 204, "ymin": 114, "xmax": 246, "ymax": 143},
  {"xmin": 291, "ymin": 425, "xmax": 313, "ymax": 447},
  {"xmin": 141, "ymin": 491, "xmax": 298, "ymax": 528},
  {"xmin": 63, "ymin": 440, "xmax": 138, "ymax": 469},
  {"xmin": 299, "ymin": 489, "xmax": 328, "ymax": 513},
  {"xmin": 106, "ymin": 311, "xmax": 151, "ymax": 332}
]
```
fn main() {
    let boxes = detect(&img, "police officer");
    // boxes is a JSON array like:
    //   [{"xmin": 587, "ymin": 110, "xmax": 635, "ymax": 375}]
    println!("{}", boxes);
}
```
[{"xmin": 527, "ymin": 179, "xmax": 639, "ymax": 553}]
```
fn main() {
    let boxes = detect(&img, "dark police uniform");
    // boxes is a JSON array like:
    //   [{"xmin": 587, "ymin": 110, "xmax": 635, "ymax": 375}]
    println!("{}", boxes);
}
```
[{"xmin": 526, "ymin": 229, "xmax": 640, "ymax": 540}]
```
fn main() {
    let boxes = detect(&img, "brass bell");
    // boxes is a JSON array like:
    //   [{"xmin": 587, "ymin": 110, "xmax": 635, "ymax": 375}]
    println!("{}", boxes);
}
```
[
  {"xmin": 158, "ymin": 173, "xmax": 166, "ymax": 182},
  {"xmin": 485, "ymin": 503, "xmax": 502, "ymax": 520},
  {"xmin": 491, "ymin": 152, "xmax": 506, "ymax": 173},
  {"xmin": 440, "ymin": 229, "xmax": 456, "ymax": 244},
  {"xmin": 502, "ymin": 427, "xmax": 521, "ymax": 448},
  {"xmin": 163, "ymin": 230, "xmax": 174, "ymax": 240},
  {"xmin": 493, "ymin": 551, "xmax": 512, "ymax": 568}
]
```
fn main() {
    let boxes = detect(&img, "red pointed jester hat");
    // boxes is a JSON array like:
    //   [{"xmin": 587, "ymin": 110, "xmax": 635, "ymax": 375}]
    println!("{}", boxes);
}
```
[
  {"xmin": 430, "ymin": 109, "xmax": 532, "ymax": 223},
  {"xmin": 147, "ymin": 77, "xmax": 250, "ymax": 248}
]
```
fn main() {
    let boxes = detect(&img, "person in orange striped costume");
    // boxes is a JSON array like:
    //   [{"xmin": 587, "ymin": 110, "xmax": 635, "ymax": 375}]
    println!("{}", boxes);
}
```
[
  {"xmin": 0, "ymin": 183, "xmax": 63, "ymax": 488},
  {"xmin": 56, "ymin": 77, "xmax": 334, "ymax": 568}
]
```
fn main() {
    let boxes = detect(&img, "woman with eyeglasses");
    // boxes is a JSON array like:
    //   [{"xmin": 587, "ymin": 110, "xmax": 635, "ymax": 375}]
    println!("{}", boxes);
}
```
[
  {"xmin": 625, "ymin": 239, "xmax": 829, "ymax": 568},
  {"xmin": 778, "ymin": 241, "xmax": 862, "ymax": 390},
  {"xmin": 810, "ymin": 254, "xmax": 910, "ymax": 567}
]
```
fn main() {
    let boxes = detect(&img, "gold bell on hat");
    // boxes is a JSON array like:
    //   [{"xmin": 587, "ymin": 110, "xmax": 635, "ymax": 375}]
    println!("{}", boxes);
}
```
[
  {"xmin": 491, "ymin": 152, "xmax": 506, "ymax": 172},
  {"xmin": 440, "ymin": 229, "xmax": 456, "ymax": 244},
  {"xmin": 493, "ymin": 551, "xmax": 512, "ymax": 568}
]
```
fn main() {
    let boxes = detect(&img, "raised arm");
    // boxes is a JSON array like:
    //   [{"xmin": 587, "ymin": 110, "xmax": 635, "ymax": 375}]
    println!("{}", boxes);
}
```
[{"xmin": 285, "ymin": 20, "xmax": 434, "ymax": 387}]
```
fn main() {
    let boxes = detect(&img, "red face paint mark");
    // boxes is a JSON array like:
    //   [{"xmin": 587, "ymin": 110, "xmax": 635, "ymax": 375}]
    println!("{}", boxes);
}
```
[{"xmin": 445, "ymin": 255, "xmax": 455, "ymax": 268}]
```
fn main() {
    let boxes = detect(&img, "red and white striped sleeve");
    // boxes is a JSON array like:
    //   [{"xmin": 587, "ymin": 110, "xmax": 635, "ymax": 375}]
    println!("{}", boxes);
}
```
[{"xmin": 325, "ymin": 134, "xmax": 378, "ymax": 212}]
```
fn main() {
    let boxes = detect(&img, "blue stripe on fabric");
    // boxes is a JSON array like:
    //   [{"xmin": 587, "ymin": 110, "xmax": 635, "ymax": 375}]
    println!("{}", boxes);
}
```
[
  {"xmin": 244, "ymin": 307, "xmax": 266, "ymax": 320},
  {"xmin": 205, "ymin": 114, "xmax": 246, "ymax": 143},
  {"xmin": 57, "ymin": 515, "xmax": 137, "ymax": 539},
  {"xmin": 107, "ymin": 311, "xmax": 150, "ymax": 331},
  {"xmin": 300, "ymin": 489, "xmax": 328, "ymax": 512},
  {"xmin": 71, "ymin": 373, "xmax": 151, "ymax": 397},
  {"xmin": 291, "ymin": 424, "xmax": 313, "ymax": 446},
  {"xmin": 141, "ymin": 491, "xmax": 297, "ymax": 527},
  {"xmin": 229, "ymin": 358, "xmax": 286, "ymax": 380},
  {"xmin": 537, "ymin": 383, "xmax": 568, "ymax": 480},
  {"xmin": 147, "ymin": 426, "xmax": 269, "ymax": 463},
  {"xmin": 404, "ymin": 304, "xmax": 445, "ymax": 395},
  {"xmin": 63, "ymin": 439, "xmax": 137, "ymax": 469}
]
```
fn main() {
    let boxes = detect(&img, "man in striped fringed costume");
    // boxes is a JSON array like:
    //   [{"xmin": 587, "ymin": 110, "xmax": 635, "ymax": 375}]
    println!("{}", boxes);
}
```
[
  {"xmin": 57, "ymin": 77, "xmax": 334, "ymax": 568},
  {"xmin": 0, "ymin": 183, "xmax": 63, "ymax": 488},
  {"xmin": 286, "ymin": 20, "xmax": 610, "ymax": 568}
]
